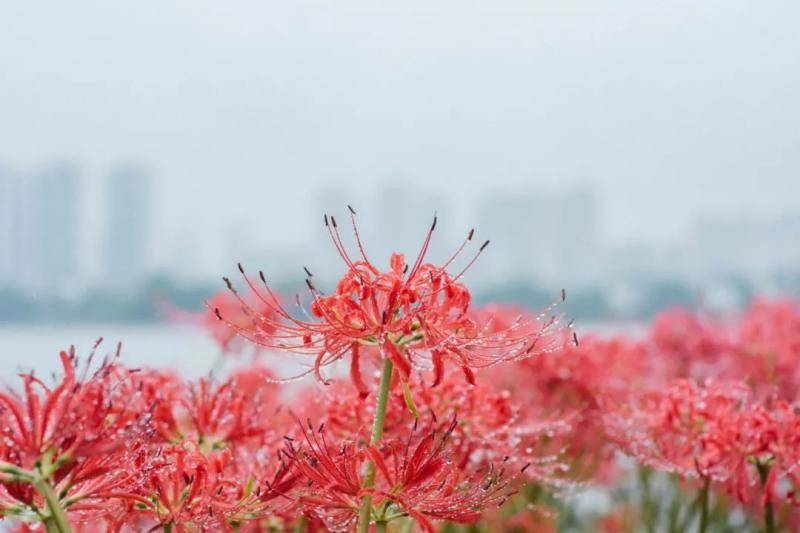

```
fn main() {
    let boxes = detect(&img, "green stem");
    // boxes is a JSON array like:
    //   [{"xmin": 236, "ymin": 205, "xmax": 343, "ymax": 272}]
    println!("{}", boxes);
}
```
[
  {"xmin": 764, "ymin": 504, "xmax": 776, "ymax": 533},
  {"xmin": 33, "ymin": 478, "xmax": 71, "ymax": 533},
  {"xmin": 376, "ymin": 521, "xmax": 387, "ymax": 533},
  {"xmin": 757, "ymin": 463, "xmax": 775, "ymax": 533},
  {"xmin": 357, "ymin": 357, "xmax": 394, "ymax": 533},
  {"xmin": 42, "ymin": 518, "xmax": 59, "ymax": 533},
  {"xmin": 638, "ymin": 467, "xmax": 655, "ymax": 533},
  {"xmin": 294, "ymin": 515, "xmax": 307, "ymax": 533},
  {"xmin": 698, "ymin": 477, "xmax": 710, "ymax": 533},
  {"xmin": 163, "ymin": 523, "xmax": 173, "ymax": 533}
]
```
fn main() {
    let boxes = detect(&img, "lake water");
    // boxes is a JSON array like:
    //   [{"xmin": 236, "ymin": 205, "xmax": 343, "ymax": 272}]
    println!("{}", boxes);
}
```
[
  {"xmin": 0, "ymin": 321, "xmax": 643, "ymax": 383},
  {"xmin": 0, "ymin": 323, "xmax": 225, "ymax": 381}
]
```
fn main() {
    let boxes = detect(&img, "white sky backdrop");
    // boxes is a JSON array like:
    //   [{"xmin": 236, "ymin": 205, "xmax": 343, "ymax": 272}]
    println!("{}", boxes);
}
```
[{"xmin": 1, "ymin": 0, "xmax": 798, "ymax": 273}]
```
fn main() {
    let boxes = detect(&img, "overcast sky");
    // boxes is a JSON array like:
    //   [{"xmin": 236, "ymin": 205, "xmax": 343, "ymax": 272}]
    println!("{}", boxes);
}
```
[{"xmin": 1, "ymin": 0, "xmax": 798, "ymax": 265}]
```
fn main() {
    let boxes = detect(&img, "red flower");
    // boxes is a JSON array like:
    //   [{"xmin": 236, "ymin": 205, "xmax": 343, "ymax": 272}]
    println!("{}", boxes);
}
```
[
  {"xmin": 303, "ymin": 369, "xmax": 570, "ymax": 489},
  {"xmin": 286, "ymin": 417, "xmax": 514, "ymax": 533},
  {"xmin": 0, "ymin": 343, "xmax": 150, "ymax": 524},
  {"xmin": 603, "ymin": 378, "xmax": 800, "ymax": 510},
  {"xmin": 161, "ymin": 290, "xmax": 279, "ymax": 356},
  {"xmin": 0, "ymin": 345, "xmax": 144, "ymax": 466},
  {"xmin": 143, "ymin": 371, "xmax": 282, "ymax": 453},
  {"xmin": 363, "ymin": 419, "xmax": 512, "ymax": 532},
  {"xmin": 215, "ymin": 212, "xmax": 566, "ymax": 393},
  {"xmin": 114, "ymin": 442, "xmax": 298, "ymax": 531},
  {"xmin": 285, "ymin": 419, "xmax": 365, "ymax": 531},
  {"xmin": 735, "ymin": 298, "xmax": 800, "ymax": 402}
]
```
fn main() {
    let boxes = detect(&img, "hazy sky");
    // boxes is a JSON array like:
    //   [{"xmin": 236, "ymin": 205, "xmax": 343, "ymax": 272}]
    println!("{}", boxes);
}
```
[{"xmin": 1, "ymin": 0, "xmax": 798, "ymax": 262}]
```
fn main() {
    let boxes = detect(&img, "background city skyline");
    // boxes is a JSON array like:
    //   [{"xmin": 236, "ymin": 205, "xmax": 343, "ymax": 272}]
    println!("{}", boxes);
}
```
[
  {"xmin": 1, "ymin": 164, "xmax": 798, "ymax": 322},
  {"xmin": 1, "ymin": 0, "xmax": 798, "ymax": 320}
]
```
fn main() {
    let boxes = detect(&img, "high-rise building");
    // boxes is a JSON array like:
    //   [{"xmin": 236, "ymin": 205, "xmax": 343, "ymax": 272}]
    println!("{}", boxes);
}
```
[
  {"xmin": 30, "ymin": 163, "xmax": 82, "ymax": 292},
  {"xmin": 690, "ymin": 212, "xmax": 800, "ymax": 279},
  {"xmin": 475, "ymin": 186, "xmax": 600, "ymax": 286},
  {"xmin": 0, "ymin": 167, "xmax": 16, "ymax": 286},
  {"xmin": 104, "ymin": 163, "xmax": 152, "ymax": 290}
]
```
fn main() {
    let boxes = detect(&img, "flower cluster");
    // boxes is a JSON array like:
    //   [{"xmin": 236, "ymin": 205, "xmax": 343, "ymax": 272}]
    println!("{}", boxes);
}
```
[
  {"xmin": 6, "ymin": 212, "xmax": 800, "ymax": 532},
  {"xmin": 0, "ymin": 347, "xmax": 299, "ymax": 532}
]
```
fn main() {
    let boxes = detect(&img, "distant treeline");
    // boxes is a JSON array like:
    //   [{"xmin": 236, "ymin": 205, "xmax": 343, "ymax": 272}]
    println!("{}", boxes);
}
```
[{"xmin": 0, "ymin": 273, "xmax": 785, "ymax": 324}]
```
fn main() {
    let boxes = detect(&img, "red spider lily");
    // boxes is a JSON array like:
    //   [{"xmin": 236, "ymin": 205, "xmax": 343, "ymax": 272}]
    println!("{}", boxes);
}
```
[
  {"xmin": 707, "ymin": 398, "xmax": 800, "ymax": 516},
  {"xmin": 0, "ymin": 344, "xmax": 145, "ymax": 467},
  {"xmin": 0, "ymin": 343, "xmax": 151, "ymax": 528},
  {"xmin": 283, "ymin": 419, "xmax": 364, "ymax": 531},
  {"xmin": 285, "ymin": 415, "xmax": 515, "ymax": 532},
  {"xmin": 603, "ymin": 379, "xmax": 789, "ymax": 503},
  {"xmin": 485, "ymin": 329, "xmax": 648, "ymax": 483},
  {"xmin": 604, "ymin": 379, "xmax": 747, "ymax": 479},
  {"xmin": 114, "ymin": 442, "xmax": 298, "ymax": 531},
  {"xmin": 142, "ymin": 372, "xmax": 282, "ymax": 453},
  {"xmin": 304, "ymin": 369, "xmax": 570, "ymax": 489},
  {"xmin": 203, "ymin": 290, "xmax": 277, "ymax": 355},
  {"xmin": 226, "ymin": 364, "xmax": 280, "ymax": 399},
  {"xmin": 161, "ymin": 290, "xmax": 279, "ymax": 356},
  {"xmin": 644, "ymin": 300, "xmax": 800, "ymax": 403},
  {"xmin": 363, "ymin": 420, "xmax": 513, "ymax": 532},
  {"xmin": 37, "ymin": 450, "xmax": 145, "ymax": 526},
  {"xmin": 735, "ymin": 298, "xmax": 800, "ymax": 402},
  {"xmin": 649, "ymin": 307, "xmax": 734, "ymax": 377},
  {"xmin": 214, "ymin": 211, "xmax": 566, "ymax": 394}
]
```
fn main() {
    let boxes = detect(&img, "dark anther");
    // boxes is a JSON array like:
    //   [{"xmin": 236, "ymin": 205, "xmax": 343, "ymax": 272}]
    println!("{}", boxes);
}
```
[
  {"xmin": 306, "ymin": 279, "xmax": 315, "ymax": 291},
  {"xmin": 521, "ymin": 462, "xmax": 531, "ymax": 473},
  {"xmin": 347, "ymin": 204, "xmax": 356, "ymax": 215},
  {"xmin": 447, "ymin": 417, "xmax": 458, "ymax": 433},
  {"xmin": 573, "ymin": 332, "xmax": 580, "ymax": 347},
  {"xmin": 259, "ymin": 270, "xmax": 266, "ymax": 283},
  {"xmin": 238, "ymin": 262, "xmax": 244, "ymax": 274},
  {"xmin": 480, "ymin": 240, "xmax": 490, "ymax": 252},
  {"xmin": 331, "ymin": 216, "xmax": 337, "ymax": 228},
  {"xmin": 223, "ymin": 277, "xmax": 233, "ymax": 290},
  {"xmin": 468, "ymin": 228, "xmax": 474, "ymax": 240},
  {"xmin": 431, "ymin": 215, "xmax": 438, "ymax": 231},
  {"xmin": 303, "ymin": 266, "xmax": 313, "ymax": 277},
  {"xmin": 561, "ymin": 288, "xmax": 566, "ymax": 301},
  {"xmin": 214, "ymin": 308, "xmax": 222, "ymax": 321},
  {"xmin": 324, "ymin": 214, "xmax": 329, "ymax": 226},
  {"xmin": 318, "ymin": 422, "xmax": 325, "ymax": 433},
  {"xmin": 403, "ymin": 264, "xmax": 409, "ymax": 274}
]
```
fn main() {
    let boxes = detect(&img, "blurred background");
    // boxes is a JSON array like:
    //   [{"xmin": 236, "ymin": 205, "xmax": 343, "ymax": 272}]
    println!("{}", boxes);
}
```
[{"xmin": 1, "ymin": 0, "xmax": 798, "ymax": 374}]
